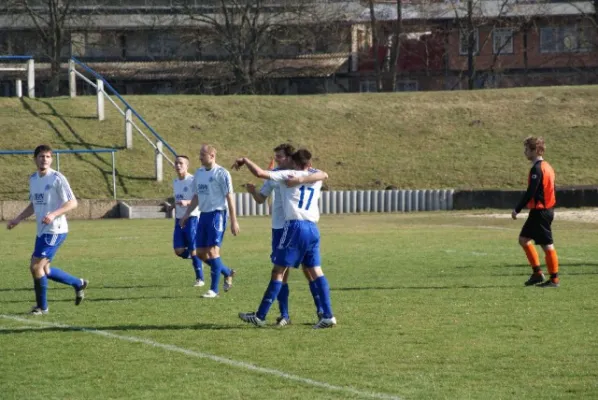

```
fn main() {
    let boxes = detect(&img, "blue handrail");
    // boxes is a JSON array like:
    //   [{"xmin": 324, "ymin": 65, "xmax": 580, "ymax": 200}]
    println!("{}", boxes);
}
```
[
  {"xmin": 70, "ymin": 57, "xmax": 177, "ymax": 158},
  {"xmin": 0, "ymin": 55, "xmax": 33, "ymax": 60}
]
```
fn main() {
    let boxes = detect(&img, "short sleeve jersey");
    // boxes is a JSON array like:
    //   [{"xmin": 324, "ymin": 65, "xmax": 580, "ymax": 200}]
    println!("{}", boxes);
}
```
[
  {"xmin": 192, "ymin": 164, "xmax": 233, "ymax": 213},
  {"xmin": 268, "ymin": 170, "xmax": 322, "ymax": 223},
  {"xmin": 173, "ymin": 174, "xmax": 200, "ymax": 219},
  {"xmin": 29, "ymin": 168, "xmax": 75, "ymax": 237}
]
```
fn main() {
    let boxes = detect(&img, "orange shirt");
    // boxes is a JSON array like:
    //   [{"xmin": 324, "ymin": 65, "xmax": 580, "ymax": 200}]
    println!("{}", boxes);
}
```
[{"xmin": 515, "ymin": 160, "xmax": 556, "ymax": 212}]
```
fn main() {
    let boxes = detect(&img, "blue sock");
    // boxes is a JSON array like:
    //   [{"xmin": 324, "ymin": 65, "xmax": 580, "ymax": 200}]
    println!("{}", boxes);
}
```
[
  {"xmin": 309, "ymin": 280, "xmax": 324, "ymax": 315},
  {"xmin": 177, "ymin": 250, "xmax": 190, "ymax": 259},
  {"xmin": 277, "ymin": 283, "xmax": 290, "ymax": 319},
  {"xmin": 211, "ymin": 257, "xmax": 231, "ymax": 277},
  {"xmin": 192, "ymin": 256, "xmax": 203, "ymax": 280},
  {"xmin": 47, "ymin": 267, "xmax": 81, "ymax": 288},
  {"xmin": 205, "ymin": 259, "xmax": 221, "ymax": 293},
  {"xmin": 257, "ymin": 280, "xmax": 283, "ymax": 320},
  {"xmin": 34, "ymin": 276, "xmax": 48, "ymax": 310},
  {"xmin": 314, "ymin": 276, "xmax": 333, "ymax": 319}
]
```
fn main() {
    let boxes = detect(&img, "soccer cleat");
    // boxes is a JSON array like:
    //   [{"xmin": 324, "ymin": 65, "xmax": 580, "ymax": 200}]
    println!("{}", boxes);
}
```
[
  {"xmin": 30, "ymin": 306, "xmax": 49, "ymax": 315},
  {"xmin": 275, "ymin": 316, "xmax": 291, "ymax": 327},
  {"xmin": 201, "ymin": 290, "xmax": 219, "ymax": 298},
  {"xmin": 538, "ymin": 279, "xmax": 560, "ymax": 288},
  {"xmin": 223, "ymin": 269, "xmax": 236, "ymax": 292},
  {"xmin": 238, "ymin": 312, "xmax": 266, "ymax": 327},
  {"xmin": 193, "ymin": 279, "xmax": 205, "ymax": 287},
  {"xmin": 313, "ymin": 316, "xmax": 337, "ymax": 329},
  {"xmin": 75, "ymin": 279, "xmax": 88, "ymax": 306},
  {"xmin": 524, "ymin": 272, "xmax": 545, "ymax": 286}
]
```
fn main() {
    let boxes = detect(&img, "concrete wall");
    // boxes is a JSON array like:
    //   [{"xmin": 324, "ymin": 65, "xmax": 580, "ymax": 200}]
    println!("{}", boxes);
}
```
[
  {"xmin": 453, "ymin": 187, "xmax": 598, "ymax": 210},
  {"xmin": 1, "ymin": 199, "xmax": 120, "ymax": 221}
]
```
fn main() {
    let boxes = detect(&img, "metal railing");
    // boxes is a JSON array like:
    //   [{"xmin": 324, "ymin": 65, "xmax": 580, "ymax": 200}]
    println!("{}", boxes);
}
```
[{"xmin": 68, "ymin": 57, "xmax": 176, "ymax": 180}]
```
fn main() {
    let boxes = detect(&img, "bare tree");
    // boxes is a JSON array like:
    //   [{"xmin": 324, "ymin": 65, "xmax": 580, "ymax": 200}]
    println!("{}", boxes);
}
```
[
  {"xmin": 6, "ymin": 0, "xmax": 80, "ymax": 95},
  {"xmin": 174, "ymin": 0, "xmax": 346, "ymax": 94},
  {"xmin": 367, "ymin": 0, "xmax": 383, "ymax": 91}
]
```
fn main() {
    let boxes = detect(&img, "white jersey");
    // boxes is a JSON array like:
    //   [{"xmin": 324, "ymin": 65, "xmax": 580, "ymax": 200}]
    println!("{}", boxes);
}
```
[
  {"xmin": 173, "ymin": 174, "xmax": 199, "ymax": 219},
  {"xmin": 192, "ymin": 164, "xmax": 233, "ymax": 213},
  {"xmin": 268, "ymin": 170, "xmax": 322, "ymax": 223},
  {"xmin": 29, "ymin": 168, "xmax": 75, "ymax": 237},
  {"xmin": 259, "ymin": 170, "xmax": 285, "ymax": 230}
]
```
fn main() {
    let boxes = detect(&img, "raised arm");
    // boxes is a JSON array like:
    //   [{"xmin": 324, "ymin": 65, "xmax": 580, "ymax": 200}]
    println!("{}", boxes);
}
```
[
  {"xmin": 232, "ymin": 157, "xmax": 270, "ymax": 180},
  {"xmin": 286, "ymin": 170, "xmax": 329, "ymax": 187}
]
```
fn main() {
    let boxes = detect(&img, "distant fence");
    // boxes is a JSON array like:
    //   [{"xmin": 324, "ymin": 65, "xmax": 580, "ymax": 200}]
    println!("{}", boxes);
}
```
[
  {"xmin": 68, "ymin": 57, "xmax": 176, "ymax": 181},
  {"xmin": 0, "ymin": 55, "xmax": 35, "ymax": 98},
  {"xmin": 0, "ymin": 148, "xmax": 119, "ymax": 199},
  {"xmin": 234, "ymin": 189, "xmax": 455, "ymax": 216}
]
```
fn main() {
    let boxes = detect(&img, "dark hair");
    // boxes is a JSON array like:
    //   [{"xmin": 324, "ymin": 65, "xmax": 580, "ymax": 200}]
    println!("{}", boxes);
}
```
[
  {"xmin": 273, "ymin": 143, "xmax": 295, "ymax": 157},
  {"xmin": 176, "ymin": 155, "xmax": 190, "ymax": 161},
  {"xmin": 291, "ymin": 149, "xmax": 312, "ymax": 169},
  {"xmin": 34, "ymin": 144, "xmax": 52, "ymax": 158}
]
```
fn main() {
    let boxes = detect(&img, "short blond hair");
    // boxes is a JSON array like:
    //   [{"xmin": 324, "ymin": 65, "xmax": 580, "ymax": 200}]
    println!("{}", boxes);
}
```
[
  {"xmin": 523, "ymin": 136, "xmax": 545, "ymax": 156},
  {"xmin": 200, "ymin": 144, "xmax": 217, "ymax": 155}
]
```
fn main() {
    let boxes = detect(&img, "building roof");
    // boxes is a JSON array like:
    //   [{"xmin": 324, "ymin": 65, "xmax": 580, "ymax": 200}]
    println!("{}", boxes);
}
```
[
  {"xmin": 1, "ymin": 54, "xmax": 350, "ymax": 81},
  {"xmin": 355, "ymin": 1, "xmax": 595, "ymax": 22}
]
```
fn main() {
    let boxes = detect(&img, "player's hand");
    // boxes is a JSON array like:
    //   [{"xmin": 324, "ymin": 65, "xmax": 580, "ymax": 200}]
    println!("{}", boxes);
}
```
[
  {"xmin": 285, "ymin": 175, "xmax": 304, "ymax": 187},
  {"xmin": 511, "ymin": 210, "xmax": 518, "ymax": 220},
  {"xmin": 176, "ymin": 200, "xmax": 190, "ymax": 207},
  {"xmin": 42, "ymin": 212, "xmax": 56, "ymax": 224},
  {"xmin": 242, "ymin": 183, "xmax": 256, "ymax": 193},
  {"xmin": 231, "ymin": 158, "xmax": 246, "ymax": 171},
  {"xmin": 6, "ymin": 219, "xmax": 19, "ymax": 230},
  {"xmin": 230, "ymin": 220, "xmax": 240, "ymax": 236},
  {"xmin": 179, "ymin": 215, "xmax": 188, "ymax": 228}
]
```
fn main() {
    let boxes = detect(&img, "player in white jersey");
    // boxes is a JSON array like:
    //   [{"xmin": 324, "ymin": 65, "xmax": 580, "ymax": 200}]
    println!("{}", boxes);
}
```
[
  {"xmin": 234, "ymin": 149, "xmax": 337, "ymax": 329},
  {"xmin": 172, "ymin": 155, "xmax": 204, "ymax": 287},
  {"xmin": 243, "ymin": 143, "xmax": 327, "ymax": 326},
  {"xmin": 180, "ymin": 144, "xmax": 239, "ymax": 298},
  {"xmin": 6, "ymin": 145, "xmax": 88, "ymax": 315}
]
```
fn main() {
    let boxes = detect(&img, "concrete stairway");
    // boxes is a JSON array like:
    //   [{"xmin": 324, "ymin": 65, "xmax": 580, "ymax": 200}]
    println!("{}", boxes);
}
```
[{"xmin": 119, "ymin": 201, "xmax": 173, "ymax": 219}]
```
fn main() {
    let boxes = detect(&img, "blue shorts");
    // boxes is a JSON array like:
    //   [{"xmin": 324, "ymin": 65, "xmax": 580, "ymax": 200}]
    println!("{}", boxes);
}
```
[
  {"xmin": 32, "ymin": 233, "xmax": 67, "ymax": 261},
  {"xmin": 173, "ymin": 216, "xmax": 198, "ymax": 250},
  {"xmin": 271, "ymin": 228, "xmax": 284, "ymax": 257},
  {"xmin": 195, "ymin": 210, "xmax": 227, "ymax": 249},
  {"xmin": 271, "ymin": 220, "xmax": 321, "ymax": 268}
]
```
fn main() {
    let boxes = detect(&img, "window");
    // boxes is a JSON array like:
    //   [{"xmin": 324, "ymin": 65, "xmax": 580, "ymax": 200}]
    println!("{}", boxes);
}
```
[
  {"xmin": 540, "ymin": 26, "xmax": 593, "ymax": 53},
  {"xmin": 359, "ymin": 80, "xmax": 377, "ymax": 93},
  {"xmin": 493, "ymin": 28, "xmax": 513, "ymax": 55},
  {"xmin": 459, "ymin": 28, "xmax": 479, "ymax": 55},
  {"xmin": 395, "ymin": 80, "xmax": 418, "ymax": 91}
]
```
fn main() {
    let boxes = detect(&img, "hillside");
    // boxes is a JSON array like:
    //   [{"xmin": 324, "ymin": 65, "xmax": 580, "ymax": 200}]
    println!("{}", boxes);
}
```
[{"xmin": 0, "ymin": 86, "xmax": 597, "ymax": 200}]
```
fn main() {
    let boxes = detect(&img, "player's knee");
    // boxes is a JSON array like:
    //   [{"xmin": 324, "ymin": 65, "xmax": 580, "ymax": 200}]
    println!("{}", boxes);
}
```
[
  {"xmin": 29, "ymin": 258, "xmax": 46, "ymax": 277},
  {"xmin": 174, "ymin": 248, "xmax": 189, "ymax": 259},
  {"xmin": 518, "ymin": 237, "xmax": 531, "ymax": 247},
  {"xmin": 541, "ymin": 244, "xmax": 555, "ymax": 252}
]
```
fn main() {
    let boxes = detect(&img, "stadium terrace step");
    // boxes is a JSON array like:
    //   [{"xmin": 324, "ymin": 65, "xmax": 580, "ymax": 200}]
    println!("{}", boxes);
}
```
[{"xmin": 119, "ymin": 201, "xmax": 172, "ymax": 219}]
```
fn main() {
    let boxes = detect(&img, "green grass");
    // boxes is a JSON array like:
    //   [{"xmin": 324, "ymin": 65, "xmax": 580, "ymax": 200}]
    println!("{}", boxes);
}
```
[
  {"xmin": 1, "ymin": 86, "xmax": 598, "ymax": 200},
  {"xmin": 1, "ymin": 213, "xmax": 597, "ymax": 399}
]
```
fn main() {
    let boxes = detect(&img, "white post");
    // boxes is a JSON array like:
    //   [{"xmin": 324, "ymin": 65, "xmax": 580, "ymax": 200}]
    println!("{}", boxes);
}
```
[
  {"xmin": 125, "ymin": 108, "xmax": 133, "ymax": 149},
  {"xmin": 27, "ymin": 59, "xmax": 35, "ymax": 98},
  {"xmin": 96, "ymin": 79, "xmax": 105, "ymax": 121},
  {"xmin": 69, "ymin": 59, "xmax": 76, "ymax": 98},
  {"xmin": 15, "ymin": 79, "xmax": 22, "ymax": 98},
  {"xmin": 155, "ymin": 141, "xmax": 163, "ymax": 182}
]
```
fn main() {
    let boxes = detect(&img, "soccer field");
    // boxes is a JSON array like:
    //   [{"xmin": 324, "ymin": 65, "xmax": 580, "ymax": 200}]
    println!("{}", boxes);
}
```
[{"xmin": 1, "ymin": 213, "xmax": 597, "ymax": 400}]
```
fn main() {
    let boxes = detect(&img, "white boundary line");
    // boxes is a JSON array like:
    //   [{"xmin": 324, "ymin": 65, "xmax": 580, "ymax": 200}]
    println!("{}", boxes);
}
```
[{"xmin": 0, "ymin": 315, "xmax": 401, "ymax": 400}]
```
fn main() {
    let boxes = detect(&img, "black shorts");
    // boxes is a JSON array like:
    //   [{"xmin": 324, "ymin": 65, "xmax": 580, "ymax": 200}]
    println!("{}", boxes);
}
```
[{"xmin": 520, "ymin": 208, "xmax": 554, "ymax": 245}]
